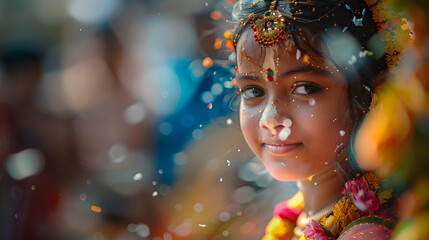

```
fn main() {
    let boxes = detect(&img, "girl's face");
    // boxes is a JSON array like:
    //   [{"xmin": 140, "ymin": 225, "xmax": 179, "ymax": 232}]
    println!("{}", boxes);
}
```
[{"xmin": 236, "ymin": 29, "xmax": 353, "ymax": 181}]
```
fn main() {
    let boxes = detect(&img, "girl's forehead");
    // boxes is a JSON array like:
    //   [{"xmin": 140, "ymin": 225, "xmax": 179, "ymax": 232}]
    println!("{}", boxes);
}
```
[
  {"xmin": 236, "ymin": 28, "xmax": 292, "ymax": 63},
  {"xmin": 236, "ymin": 28, "xmax": 331, "ymax": 72},
  {"xmin": 235, "ymin": 28, "xmax": 345, "ymax": 85}
]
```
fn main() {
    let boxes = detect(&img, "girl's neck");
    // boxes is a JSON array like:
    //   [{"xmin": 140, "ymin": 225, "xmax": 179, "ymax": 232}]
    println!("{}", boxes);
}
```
[{"xmin": 297, "ymin": 168, "xmax": 344, "ymax": 216}]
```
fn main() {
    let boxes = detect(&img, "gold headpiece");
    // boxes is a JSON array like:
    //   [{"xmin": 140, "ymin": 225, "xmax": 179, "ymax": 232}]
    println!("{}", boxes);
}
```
[{"xmin": 247, "ymin": 1, "xmax": 288, "ymax": 47}]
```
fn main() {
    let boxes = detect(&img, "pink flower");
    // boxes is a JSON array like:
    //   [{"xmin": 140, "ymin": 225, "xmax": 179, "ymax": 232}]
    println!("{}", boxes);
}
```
[
  {"xmin": 304, "ymin": 220, "xmax": 334, "ymax": 240},
  {"xmin": 342, "ymin": 179, "xmax": 380, "ymax": 214},
  {"xmin": 343, "ymin": 179, "xmax": 367, "ymax": 196},
  {"xmin": 353, "ymin": 190, "xmax": 380, "ymax": 214},
  {"xmin": 274, "ymin": 202, "xmax": 300, "ymax": 222}
]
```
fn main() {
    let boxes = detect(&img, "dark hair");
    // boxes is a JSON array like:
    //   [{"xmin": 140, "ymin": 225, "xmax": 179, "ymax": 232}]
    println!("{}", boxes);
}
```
[
  {"xmin": 231, "ymin": 0, "xmax": 389, "ymax": 180},
  {"xmin": 232, "ymin": 0, "xmax": 387, "ymax": 129}
]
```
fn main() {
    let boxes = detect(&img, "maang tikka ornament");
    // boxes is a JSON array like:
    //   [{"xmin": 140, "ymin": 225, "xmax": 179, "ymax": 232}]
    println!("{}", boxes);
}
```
[{"xmin": 248, "ymin": 1, "xmax": 287, "ymax": 47}]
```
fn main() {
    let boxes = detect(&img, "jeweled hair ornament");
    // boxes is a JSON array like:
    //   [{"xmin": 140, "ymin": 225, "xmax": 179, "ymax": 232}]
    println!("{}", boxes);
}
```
[
  {"xmin": 248, "ymin": 1, "xmax": 287, "ymax": 47},
  {"xmin": 231, "ymin": 0, "xmax": 412, "ymax": 69},
  {"xmin": 233, "ymin": 0, "xmax": 346, "ymax": 48}
]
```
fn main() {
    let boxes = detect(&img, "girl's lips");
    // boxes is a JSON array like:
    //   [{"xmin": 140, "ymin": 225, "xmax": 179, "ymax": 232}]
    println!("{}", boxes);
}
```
[{"xmin": 264, "ymin": 143, "xmax": 303, "ymax": 155}]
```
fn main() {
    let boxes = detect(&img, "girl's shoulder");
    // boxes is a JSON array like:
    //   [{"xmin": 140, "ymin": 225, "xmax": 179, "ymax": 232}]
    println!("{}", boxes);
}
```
[
  {"xmin": 336, "ymin": 216, "xmax": 395, "ymax": 240},
  {"xmin": 263, "ymin": 173, "xmax": 397, "ymax": 240},
  {"xmin": 306, "ymin": 173, "xmax": 397, "ymax": 240}
]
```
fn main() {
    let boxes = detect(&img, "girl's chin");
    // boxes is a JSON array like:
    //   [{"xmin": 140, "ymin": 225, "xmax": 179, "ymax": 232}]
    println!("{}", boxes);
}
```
[{"xmin": 265, "ymin": 166, "xmax": 306, "ymax": 182}]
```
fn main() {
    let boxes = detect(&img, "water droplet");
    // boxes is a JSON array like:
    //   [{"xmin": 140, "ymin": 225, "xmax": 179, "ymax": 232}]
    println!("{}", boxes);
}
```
[
  {"xmin": 158, "ymin": 169, "xmax": 163, "ymax": 175},
  {"xmin": 220, "ymin": 177, "xmax": 223, "ymax": 182},
  {"xmin": 108, "ymin": 143, "xmax": 128, "ymax": 163},
  {"xmin": 339, "ymin": 130, "xmax": 346, "ymax": 136},
  {"xmin": 296, "ymin": 49, "xmax": 302, "ymax": 60},
  {"xmin": 124, "ymin": 103, "xmax": 147, "ymax": 124},
  {"xmin": 192, "ymin": 129, "xmax": 203, "ymax": 140},
  {"xmin": 284, "ymin": 118, "xmax": 292, "ymax": 127},
  {"xmin": 159, "ymin": 122, "xmax": 173, "ymax": 135},
  {"xmin": 211, "ymin": 83, "xmax": 223, "ymax": 96},
  {"xmin": 133, "ymin": 172, "xmax": 143, "ymax": 181},
  {"xmin": 80, "ymin": 193, "xmax": 87, "ymax": 201},
  {"xmin": 237, "ymin": 149, "xmax": 241, "ymax": 152},
  {"xmin": 218, "ymin": 212, "xmax": 231, "ymax": 222},
  {"xmin": 227, "ymin": 160, "xmax": 231, "ymax": 166},
  {"xmin": 127, "ymin": 223, "xmax": 137, "ymax": 232},
  {"xmin": 152, "ymin": 180, "xmax": 157, "ymax": 185},
  {"xmin": 309, "ymin": 98, "xmax": 316, "ymax": 106},
  {"xmin": 279, "ymin": 128, "xmax": 291, "ymax": 141},
  {"xmin": 226, "ymin": 118, "xmax": 233, "ymax": 125},
  {"xmin": 152, "ymin": 191, "xmax": 159, "ymax": 197},
  {"xmin": 5, "ymin": 149, "xmax": 44, "ymax": 180},
  {"xmin": 163, "ymin": 232, "xmax": 173, "ymax": 240},
  {"xmin": 175, "ymin": 204, "xmax": 184, "ymax": 212},
  {"xmin": 135, "ymin": 223, "xmax": 150, "ymax": 238},
  {"xmin": 173, "ymin": 152, "xmax": 188, "ymax": 165},
  {"xmin": 206, "ymin": 159, "xmax": 219, "ymax": 171},
  {"xmin": 193, "ymin": 203, "xmax": 204, "ymax": 212},
  {"xmin": 199, "ymin": 224, "xmax": 206, "ymax": 227},
  {"xmin": 31, "ymin": 185, "xmax": 36, "ymax": 191}
]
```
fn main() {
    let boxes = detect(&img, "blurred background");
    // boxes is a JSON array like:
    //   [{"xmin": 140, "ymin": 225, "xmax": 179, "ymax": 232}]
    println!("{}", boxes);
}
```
[{"xmin": 0, "ymin": 0, "xmax": 298, "ymax": 239}]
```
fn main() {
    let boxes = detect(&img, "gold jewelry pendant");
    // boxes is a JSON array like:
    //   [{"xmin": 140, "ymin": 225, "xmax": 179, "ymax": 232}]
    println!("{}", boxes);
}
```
[{"xmin": 248, "ymin": 1, "xmax": 288, "ymax": 47}]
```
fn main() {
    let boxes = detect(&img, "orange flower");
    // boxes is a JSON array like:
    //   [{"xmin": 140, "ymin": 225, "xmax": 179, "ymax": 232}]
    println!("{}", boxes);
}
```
[
  {"xmin": 320, "ymin": 215, "xmax": 339, "ymax": 236},
  {"xmin": 362, "ymin": 173, "xmax": 380, "ymax": 192},
  {"xmin": 264, "ymin": 217, "xmax": 295, "ymax": 240},
  {"xmin": 332, "ymin": 199, "xmax": 361, "ymax": 230},
  {"xmin": 354, "ymin": 78, "xmax": 424, "ymax": 176}
]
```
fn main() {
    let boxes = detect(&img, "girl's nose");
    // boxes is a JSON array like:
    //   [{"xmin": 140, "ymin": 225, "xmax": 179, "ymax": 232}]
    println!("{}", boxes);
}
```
[{"xmin": 259, "ymin": 101, "xmax": 292, "ymax": 135}]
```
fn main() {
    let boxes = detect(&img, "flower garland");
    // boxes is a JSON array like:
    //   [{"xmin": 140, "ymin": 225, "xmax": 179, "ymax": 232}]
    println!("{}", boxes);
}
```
[
  {"xmin": 263, "ymin": 192, "xmax": 303, "ymax": 240},
  {"xmin": 262, "ymin": 173, "xmax": 395, "ymax": 240},
  {"xmin": 364, "ymin": 0, "xmax": 413, "ymax": 69}
]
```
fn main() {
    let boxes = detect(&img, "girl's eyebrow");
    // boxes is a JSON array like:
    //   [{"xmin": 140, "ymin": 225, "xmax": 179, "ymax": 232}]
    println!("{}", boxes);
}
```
[
  {"xmin": 278, "ymin": 66, "xmax": 331, "ymax": 79},
  {"xmin": 236, "ymin": 66, "xmax": 331, "ymax": 82},
  {"xmin": 236, "ymin": 74, "xmax": 260, "ymax": 82}
]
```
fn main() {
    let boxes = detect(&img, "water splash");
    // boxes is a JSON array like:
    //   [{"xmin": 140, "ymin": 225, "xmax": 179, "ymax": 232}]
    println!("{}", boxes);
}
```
[{"xmin": 279, "ymin": 128, "xmax": 291, "ymax": 141}]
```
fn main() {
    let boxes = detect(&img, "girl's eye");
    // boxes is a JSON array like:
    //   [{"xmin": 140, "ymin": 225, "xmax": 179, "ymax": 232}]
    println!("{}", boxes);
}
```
[
  {"xmin": 292, "ymin": 82, "xmax": 323, "ymax": 95},
  {"xmin": 241, "ymin": 87, "xmax": 265, "ymax": 100}
]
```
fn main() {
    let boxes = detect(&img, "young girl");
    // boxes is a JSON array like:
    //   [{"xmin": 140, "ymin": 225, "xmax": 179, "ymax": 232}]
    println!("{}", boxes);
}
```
[{"xmin": 229, "ymin": 0, "xmax": 399, "ymax": 239}]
